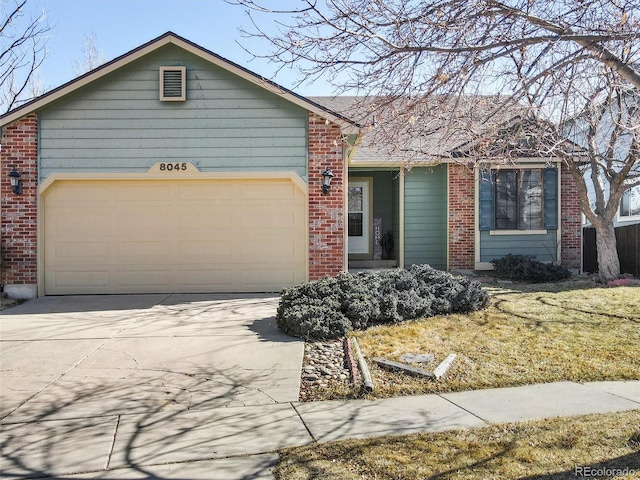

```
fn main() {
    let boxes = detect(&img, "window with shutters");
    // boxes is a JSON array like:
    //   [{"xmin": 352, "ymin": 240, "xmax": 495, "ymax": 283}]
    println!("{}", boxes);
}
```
[
  {"xmin": 159, "ymin": 66, "xmax": 186, "ymax": 101},
  {"xmin": 479, "ymin": 167, "xmax": 558, "ymax": 232}
]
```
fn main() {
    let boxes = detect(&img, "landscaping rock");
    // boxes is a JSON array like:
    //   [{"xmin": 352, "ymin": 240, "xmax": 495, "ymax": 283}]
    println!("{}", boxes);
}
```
[{"xmin": 299, "ymin": 340, "xmax": 351, "ymax": 402}]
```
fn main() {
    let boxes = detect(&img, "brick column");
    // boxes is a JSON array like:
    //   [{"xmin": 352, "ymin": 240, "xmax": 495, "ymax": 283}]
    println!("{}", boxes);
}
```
[
  {"xmin": 1, "ymin": 114, "xmax": 38, "ymax": 298},
  {"xmin": 560, "ymin": 162, "xmax": 582, "ymax": 271},
  {"xmin": 307, "ymin": 113, "xmax": 345, "ymax": 280},
  {"xmin": 448, "ymin": 163, "xmax": 475, "ymax": 271}
]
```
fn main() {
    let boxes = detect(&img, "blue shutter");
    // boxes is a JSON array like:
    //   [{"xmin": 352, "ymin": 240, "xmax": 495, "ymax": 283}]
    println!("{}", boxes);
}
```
[
  {"xmin": 543, "ymin": 168, "xmax": 558, "ymax": 229},
  {"xmin": 479, "ymin": 170, "xmax": 494, "ymax": 231}
]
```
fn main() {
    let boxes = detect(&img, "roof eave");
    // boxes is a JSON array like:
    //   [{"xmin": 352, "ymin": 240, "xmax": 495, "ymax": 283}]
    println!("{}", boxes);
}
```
[{"xmin": 1, "ymin": 32, "xmax": 360, "ymax": 134}]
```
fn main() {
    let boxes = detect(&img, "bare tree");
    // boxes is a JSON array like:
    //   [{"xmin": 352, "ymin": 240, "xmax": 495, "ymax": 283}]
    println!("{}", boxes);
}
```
[
  {"xmin": 235, "ymin": 0, "xmax": 640, "ymax": 282},
  {"xmin": 0, "ymin": 0, "xmax": 49, "ymax": 113},
  {"xmin": 72, "ymin": 32, "xmax": 105, "ymax": 76}
]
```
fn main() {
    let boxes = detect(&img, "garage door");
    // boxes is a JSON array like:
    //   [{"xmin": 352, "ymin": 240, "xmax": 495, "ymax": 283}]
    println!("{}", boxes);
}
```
[{"xmin": 43, "ymin": 178, "xmax": 307, "ymax": 294}]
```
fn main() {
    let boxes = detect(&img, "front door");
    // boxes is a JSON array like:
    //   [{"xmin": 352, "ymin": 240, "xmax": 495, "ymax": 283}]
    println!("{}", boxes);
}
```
[{"xmin": 348, "ymin": 180, "xmax": 371, "ymax": 254}]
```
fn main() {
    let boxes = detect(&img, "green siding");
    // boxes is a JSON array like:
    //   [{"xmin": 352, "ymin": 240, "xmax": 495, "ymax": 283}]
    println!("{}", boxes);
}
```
[
  {"xmin": 370, "ymin": 171, "xmax": 396, "ymax": 245},
  {"xmin": 403, "ymin": 166, "xmax": 447, "ymax": 269},
  {"xmin": 480, "ymin": 231, "xmax": 558, "ymax": 262},
  {"xmin": 38, "ymin": 44, "xmax": 308, "ymax": 183}
]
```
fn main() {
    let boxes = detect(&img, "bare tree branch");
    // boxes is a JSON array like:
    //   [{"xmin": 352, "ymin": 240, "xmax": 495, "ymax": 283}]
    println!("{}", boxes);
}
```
[
  {"xmin": 1, "ymin": 0, "xmax": 50, "ymax": 113},
  {"xmin": 233, "ymin": 0, "xmax": 640, "ymax": 281}
]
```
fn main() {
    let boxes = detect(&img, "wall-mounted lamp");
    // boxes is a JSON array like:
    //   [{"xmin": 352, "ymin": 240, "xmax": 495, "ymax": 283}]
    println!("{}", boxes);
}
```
[
  {"xmin": 321, "ymin": 167, "xmax": 334, "ymax": 194},
  {"xmin": 9, "ymin": 167, "xmax": 22, "ymax": 195}
]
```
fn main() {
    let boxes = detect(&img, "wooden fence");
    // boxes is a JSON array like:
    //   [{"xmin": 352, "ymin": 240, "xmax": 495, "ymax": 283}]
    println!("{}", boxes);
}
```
[{"xmin": 583, "ymin": 223, "xmax": 640, "ymax": 277}]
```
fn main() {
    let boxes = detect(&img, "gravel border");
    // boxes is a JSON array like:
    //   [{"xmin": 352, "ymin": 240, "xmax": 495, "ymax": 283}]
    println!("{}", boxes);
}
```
[{"xmin": 299, "ymin": 339, "xmax": 359, "ymax": 402}]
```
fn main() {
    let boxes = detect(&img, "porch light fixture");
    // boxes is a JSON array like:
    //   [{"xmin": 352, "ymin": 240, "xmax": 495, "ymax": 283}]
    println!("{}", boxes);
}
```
[
  {"xmin": 321, "ymin": 167, "xmax": 334, "ymax": 194},
  {"xmin": 9, "ymin": 167, "xmax": 22, "ymax": 195}
]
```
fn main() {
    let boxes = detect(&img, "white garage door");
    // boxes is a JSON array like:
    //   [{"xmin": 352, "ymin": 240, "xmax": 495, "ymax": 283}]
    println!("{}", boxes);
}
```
[{"xmin": 43, "ymin": 178, "xmax": 307, "ymax": 295}]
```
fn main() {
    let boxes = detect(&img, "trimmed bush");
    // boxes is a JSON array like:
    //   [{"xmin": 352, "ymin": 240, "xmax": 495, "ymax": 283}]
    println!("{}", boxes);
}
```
[
  {"xmin": 276, "ymin": 265, "xmax": 490, "ymax": 339},
  {"xmin": 491, "ymin": 254, "xmax": 572, "ymax": 283}
]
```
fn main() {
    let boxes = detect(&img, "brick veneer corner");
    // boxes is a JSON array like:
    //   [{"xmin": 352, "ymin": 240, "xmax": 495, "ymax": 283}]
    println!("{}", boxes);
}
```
[
  {"xmin": 308, "ymin": 113, "xmax": 345, "ymax": 280},
  {"xmin": 560, "ymin": 162, "xmax": 582, "ymax": 270},
  {"xmin": 1, "ymin": 114, "xmax": 38, "ymax": 297},
  {"xmin": 448, "ymin": 163, "xmax": 475, "ymax": 270}
]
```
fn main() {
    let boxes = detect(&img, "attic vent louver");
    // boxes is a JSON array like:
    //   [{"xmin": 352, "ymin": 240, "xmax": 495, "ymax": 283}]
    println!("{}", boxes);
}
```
[{"xmin": 160, "ymin": 66, "xmax": 186, "ymax": 101}]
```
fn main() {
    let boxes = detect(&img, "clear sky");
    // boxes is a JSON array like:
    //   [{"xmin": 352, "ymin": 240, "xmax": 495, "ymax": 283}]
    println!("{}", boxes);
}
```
[{"xmin": 18, "ymin": 0, "xmax": 335, "ymax": 97}]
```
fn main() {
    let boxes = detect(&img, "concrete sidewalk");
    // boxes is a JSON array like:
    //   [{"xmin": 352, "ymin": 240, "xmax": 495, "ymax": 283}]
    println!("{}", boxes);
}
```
[{"xmin": 2, "ymin": 380, "xmax": 638, "ymax": 479}]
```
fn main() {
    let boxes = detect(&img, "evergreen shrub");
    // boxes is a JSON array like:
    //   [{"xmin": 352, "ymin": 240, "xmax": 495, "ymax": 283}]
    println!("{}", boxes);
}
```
[
  {"xmin": 491, "ymin": 254, "xmax": 572, "ymax": 283},
  {"xmin": 276, "ymin": 265, "xmax": 489, "ymax": 339}
]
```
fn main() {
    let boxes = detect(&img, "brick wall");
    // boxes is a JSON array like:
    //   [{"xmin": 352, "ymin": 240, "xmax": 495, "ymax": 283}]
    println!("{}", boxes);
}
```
[
  {"xmin": 560, "ymin": 161, "xmax": 582, "ymax": 270},
  {"xmin": 1, "ymin": 114, "xmax": 38, "ymax": 297},
  {"xmin": 307, "ymin": 113, "xmax": 345, "ymax": 280},
  {"xmin": 448, "ymin": 163, "xmax": 475, "ymax": 270}
]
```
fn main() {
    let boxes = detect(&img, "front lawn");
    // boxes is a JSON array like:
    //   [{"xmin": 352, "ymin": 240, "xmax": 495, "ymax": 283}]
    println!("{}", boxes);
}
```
[
  {"xmin": 275, "ymin": 410, "xmax": 640, "ymax": 480},
  {"xmin": 351, "ymin": 279, "xmax": 639, "ymax": 398}
]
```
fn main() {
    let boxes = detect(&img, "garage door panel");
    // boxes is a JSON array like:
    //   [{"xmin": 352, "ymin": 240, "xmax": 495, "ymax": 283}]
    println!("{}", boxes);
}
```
[
  {"xmin": 116, "ymin": 183, "xmax": 172, "ymax": 201},
  {"xmin": 44, "ymin": 178, "xmax": 307, "ymax": 294},
  {"xmin": 178, "ymin": 182, "xmax": 235, "ymax": 201},
  {"xmin": 177, "ymin": 269, "xmax": 236, "ymax": 289},
  {"xmin": 240, "ymin": 239, "xmax": 303, "ymax": 261},
  {"xmin": 240, "ymin": 267, "xmax": 303, "ymax": 289},
  {"xmin": 113, "ymin": 269, "xmax": 174, "ymax": 288},
  {"xmin": 51, "ymin": 210, "xmax": 111, "ymax": 233},
  {"xmin": 52, "ymin": 241, "xmax": 110, "ymax": 260},
  {"xmin": 179, "ymin": 241, "xmax": 235, "ymax": 261},
  {"xmin": 48, "ymin": 271, "xmax": 110, "ymax": 290},
  {"xmin": 179, "ymin": 212, "xmax": 235, "ymax": 230},
  {"xmin": 241, "ymin": 182, "xmax": 298, "ymax": 200},
  {"xmin": 113, "ymin": 241, "xmax": 172, "ymax": 260}
]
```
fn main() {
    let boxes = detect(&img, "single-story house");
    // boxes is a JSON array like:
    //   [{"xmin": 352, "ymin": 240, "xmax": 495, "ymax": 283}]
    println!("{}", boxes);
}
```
[{"xmin": 1, "ymin": 32, "xmax": 582, "ymax": 298}]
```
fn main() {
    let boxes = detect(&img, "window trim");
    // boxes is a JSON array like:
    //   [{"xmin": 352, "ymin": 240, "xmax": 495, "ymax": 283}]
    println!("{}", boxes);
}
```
[
  {"xmin": 489, "ymin": 229, "xmax": 548, "ymax": 235},
  {"xmin": 618, "ymin": 188, "xmax": 640, "ymax": 221},
  {"xmin": 493, "ymin": 167, "xmax": 545, "ymax": 232}
]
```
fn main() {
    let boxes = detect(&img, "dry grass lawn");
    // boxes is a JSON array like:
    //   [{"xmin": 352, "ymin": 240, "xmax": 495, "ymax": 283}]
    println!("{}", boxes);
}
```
[
  {"xmin": 275, "ymin": 410, "xmax": 640, "ymax": 479},
  {"xmin": 350, "ymin": 280, "xmax": 639, "ymax": 398}
]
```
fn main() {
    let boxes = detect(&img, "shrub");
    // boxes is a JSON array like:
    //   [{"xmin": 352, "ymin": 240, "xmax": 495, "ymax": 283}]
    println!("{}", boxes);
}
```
[
  {"xmin": 276, "ymin": 265, "xmax": 489, "ymax": 339},
  {"xmin": 491, "ymin": 254, "xmax": 572, "ymax": 283}
]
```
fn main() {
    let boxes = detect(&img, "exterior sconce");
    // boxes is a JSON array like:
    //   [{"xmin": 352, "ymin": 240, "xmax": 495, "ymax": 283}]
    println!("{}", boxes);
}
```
[
  {"xmin": 9, "ymin": 167, "xmax": 22, "ymax": 195},
  {"xmin": 321, "ymin": 168, "xmax": 334, "ymax": 194}
]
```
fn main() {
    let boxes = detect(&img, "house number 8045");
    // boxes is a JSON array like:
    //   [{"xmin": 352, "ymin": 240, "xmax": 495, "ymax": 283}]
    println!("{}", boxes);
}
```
[{"xmin": 159, "ymin": 162, "xmax": 188, "ymax": 171}]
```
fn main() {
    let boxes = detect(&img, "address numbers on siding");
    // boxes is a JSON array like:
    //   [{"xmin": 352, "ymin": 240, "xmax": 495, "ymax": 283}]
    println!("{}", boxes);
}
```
[{"xmin": 148, "ymin": 162, "xmax": 200, "ymax": 173}]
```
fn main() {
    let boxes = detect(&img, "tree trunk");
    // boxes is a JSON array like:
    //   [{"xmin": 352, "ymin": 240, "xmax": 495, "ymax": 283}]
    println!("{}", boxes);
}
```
[{"xmin": 594, "ymin": 223, "xmax": 621, "ymax": 283}]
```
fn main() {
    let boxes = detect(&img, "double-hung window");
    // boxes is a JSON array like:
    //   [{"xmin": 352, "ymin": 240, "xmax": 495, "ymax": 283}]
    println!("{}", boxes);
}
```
[
  {"xmin": 495, "ymin": 169, "xmax": 543, "ymax": 230},
  {"xmin": 479, "ymin": 167, "xmax": 558, "ymax": 232}
]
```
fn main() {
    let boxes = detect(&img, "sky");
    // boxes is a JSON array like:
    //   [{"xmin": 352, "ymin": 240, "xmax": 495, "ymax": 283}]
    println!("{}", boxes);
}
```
[{"xmin": 17, "ymin": 0, "xmax": 335, "ymax": 97}]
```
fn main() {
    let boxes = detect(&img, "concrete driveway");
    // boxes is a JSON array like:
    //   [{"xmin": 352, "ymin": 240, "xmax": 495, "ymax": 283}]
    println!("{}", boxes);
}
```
[{"xmin": 0, "ymin": 294, "xmax": 304, "ymax": 422}]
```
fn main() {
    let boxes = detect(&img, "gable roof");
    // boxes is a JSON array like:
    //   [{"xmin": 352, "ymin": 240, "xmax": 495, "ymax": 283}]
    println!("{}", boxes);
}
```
[{"xmin": 0, "ymin": 32, "xmax": 360, "ymax": 133}]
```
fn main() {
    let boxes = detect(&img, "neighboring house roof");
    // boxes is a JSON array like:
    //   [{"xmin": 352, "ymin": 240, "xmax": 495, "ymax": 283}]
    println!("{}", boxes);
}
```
[{"xmin": 0, "ymin": 32, "xmax": 360, "ymax": 134}]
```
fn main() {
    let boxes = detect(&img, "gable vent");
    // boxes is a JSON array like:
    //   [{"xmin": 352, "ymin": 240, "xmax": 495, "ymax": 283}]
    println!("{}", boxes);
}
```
[{"xmin": 160, "ymin": 66, "xmax": 186, "ymax": 101}]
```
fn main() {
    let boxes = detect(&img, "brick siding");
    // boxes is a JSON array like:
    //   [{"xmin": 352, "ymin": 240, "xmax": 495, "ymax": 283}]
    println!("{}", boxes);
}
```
[
  {"xmin": 1, "ymin": 114, "xmax": 38, "ymax": 295},
  {"xmin": 448, "ymin": 163, "xmax": 475, "ymax": 270},
  {"xmin": 307, "ymin": 113, "xmax": 345, "ymax": 280},
  {"xmin": 560, "ymin": 162, "xmax": 582, "ymax": 270}
]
